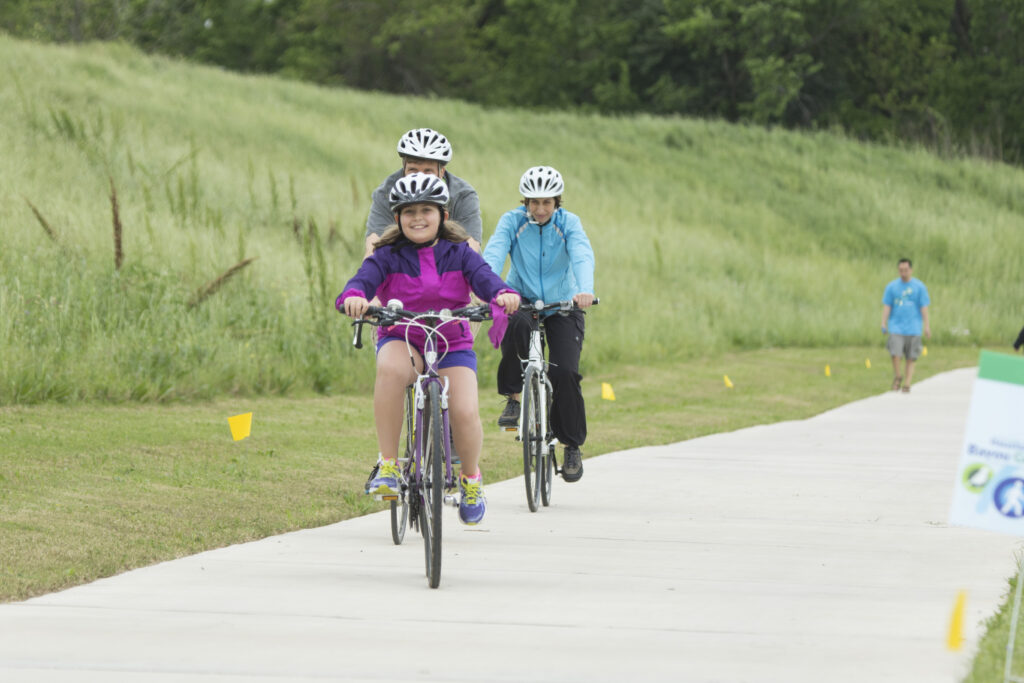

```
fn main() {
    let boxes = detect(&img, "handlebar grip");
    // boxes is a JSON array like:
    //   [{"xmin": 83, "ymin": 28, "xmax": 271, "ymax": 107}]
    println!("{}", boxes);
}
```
[
  {"xmin": 451, "ymin": 304, "xmax": 492, "ymax": 321},
  {"xmin": 352, "ymin": 320, "xmax": 365, "ymax": 349}
]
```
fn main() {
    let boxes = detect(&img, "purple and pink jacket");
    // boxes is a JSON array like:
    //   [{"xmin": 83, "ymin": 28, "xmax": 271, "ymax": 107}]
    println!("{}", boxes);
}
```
[{"xmin": 336, "ymin": 238, "xmax": 516, "ymax": 351}]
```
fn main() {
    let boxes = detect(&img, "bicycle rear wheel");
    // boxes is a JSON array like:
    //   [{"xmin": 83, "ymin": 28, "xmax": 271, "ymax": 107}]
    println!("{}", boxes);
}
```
[
  {"xmin": 421, "ymin": 382, "xmax": 444, "ymax": 588},
  {"xmin": 522, "ymin": 368, "xmax": 542, "ymax": 512},
  {"xmin": 391, "ymin": 386, "xmax": 415, "ymax": 545},
  {"xmin": 541, "ymin": 380, "xmax": 554, "ymax": 507},
  {"xmin": 541, "ymin": 444, "xmax": 554, "ymax": 507},
  {"xmin": 390, "ymin": 498, "xmax": 408, "ymax": 545}
]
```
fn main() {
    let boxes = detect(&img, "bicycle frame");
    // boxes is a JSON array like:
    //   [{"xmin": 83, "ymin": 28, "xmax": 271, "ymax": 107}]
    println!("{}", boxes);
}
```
[
  {"xmin": 516, "ymin": 314, "xmax": 554, "ymax": 450},
  {"xmin": 411, "ymin": 339, "xmax": 455, "ymax": 494}
]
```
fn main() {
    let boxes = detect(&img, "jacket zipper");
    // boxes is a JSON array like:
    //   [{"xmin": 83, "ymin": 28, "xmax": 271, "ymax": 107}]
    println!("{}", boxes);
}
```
[{"xmin": 538, "ymin": 223, "xmax": 545, "ymax": 304}]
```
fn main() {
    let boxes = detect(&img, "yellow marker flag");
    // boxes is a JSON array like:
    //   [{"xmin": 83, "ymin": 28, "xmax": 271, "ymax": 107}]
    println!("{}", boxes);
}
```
[
  {"xmin": 947, "ymin": 590, "xmax": 966, "ymax": 651},
  {"xmin": 228, "ymin": 412, "xmax": 253, "ymax": 441},
  {"xmin": 723, "ymin": 375, "xmax": 734, "ymax": 389},
  {"xmin": 825, "ymin": 364, "xmax": 831, "ymax": 377},
  {"xmin": 865, "ymin": 358, "xmax": 871, "ymax": 369},
  {"xmin": 601, "ymin": 382, "xmax": 616, "ymax": 401},
  {"xmin": 922, "ymin": 345, "xmax": 928, "ymax": 356}
]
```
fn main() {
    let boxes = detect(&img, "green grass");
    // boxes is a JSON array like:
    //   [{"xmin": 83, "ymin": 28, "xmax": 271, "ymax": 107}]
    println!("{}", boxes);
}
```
[
  {"xmin": 964, "ymin": 568, "xmax": 1024, "ymax": 682},
  {"xmin": 2, "ymin": 36, "xmax": 1023, "ymax": 403},
  {"xmin": 0, "ymin": 345, "xmax": 984, "ymax": 601}
]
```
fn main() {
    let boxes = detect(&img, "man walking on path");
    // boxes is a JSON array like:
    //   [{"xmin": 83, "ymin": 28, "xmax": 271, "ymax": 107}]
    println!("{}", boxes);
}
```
[{"xmin": 881, "ymin": 258, "xmax": 930, "ymax": 393}]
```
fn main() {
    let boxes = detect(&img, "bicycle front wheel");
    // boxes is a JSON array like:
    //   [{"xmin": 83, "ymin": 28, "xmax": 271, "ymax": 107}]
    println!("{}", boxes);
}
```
[
  {"xmin": 421, "ymin": 382, "xmax": 444, "ymax": 588},
  {"xmin": 522, "ymin": 368, "xmax": 542, "ymax": 512}
]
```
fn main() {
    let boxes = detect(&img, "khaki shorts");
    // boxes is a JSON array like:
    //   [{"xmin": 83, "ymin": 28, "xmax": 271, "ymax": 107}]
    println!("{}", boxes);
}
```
[{"xmin": 887, "ymin": 334, "xmax": 923, "ymax": 360}]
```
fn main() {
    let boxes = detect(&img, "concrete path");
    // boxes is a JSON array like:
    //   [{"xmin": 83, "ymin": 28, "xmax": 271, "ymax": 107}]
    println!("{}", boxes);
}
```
[{"xmin": 1, "ymin": 368, "xmax": 1021, "ymax": 682}]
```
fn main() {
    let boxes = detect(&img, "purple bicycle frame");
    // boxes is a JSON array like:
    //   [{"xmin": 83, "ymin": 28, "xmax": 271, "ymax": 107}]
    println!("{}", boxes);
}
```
[{"xmin": 409, "ymin": 317, "xmax": 458, "ymax": 496}]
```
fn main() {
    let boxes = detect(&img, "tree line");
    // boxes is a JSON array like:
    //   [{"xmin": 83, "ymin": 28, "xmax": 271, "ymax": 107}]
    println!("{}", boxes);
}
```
[{"xmin": 2, "ymin": 0, "xmax": 1021, "ymax": 163}]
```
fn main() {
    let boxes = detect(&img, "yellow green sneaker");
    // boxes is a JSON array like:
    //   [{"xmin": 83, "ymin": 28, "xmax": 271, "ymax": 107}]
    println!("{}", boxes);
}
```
[{"xmin": 366, "ymin": 458, "xmax": 401, "ymax": 497}]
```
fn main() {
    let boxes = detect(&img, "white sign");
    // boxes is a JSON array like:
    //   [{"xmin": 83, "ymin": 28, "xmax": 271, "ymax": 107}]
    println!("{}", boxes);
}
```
[{"xmin": 950, "ymin": 351, "xmax": 1024, "ymax": 536}]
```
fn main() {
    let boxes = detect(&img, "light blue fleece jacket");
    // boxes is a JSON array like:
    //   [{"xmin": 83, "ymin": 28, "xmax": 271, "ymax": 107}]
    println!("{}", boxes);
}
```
[{"xmin": 483, "ymin": 206, "xmax": 595, "ymax": 305}]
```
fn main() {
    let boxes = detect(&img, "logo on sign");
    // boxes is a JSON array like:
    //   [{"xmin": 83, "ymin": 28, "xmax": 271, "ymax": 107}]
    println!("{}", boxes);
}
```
[
  {"xmin": 962, "ymin": 463, "xmax": 994, "ymax": 493},
  {"xmin": 994, "ymin": 478, "xmax": 1024, "ymax": 518}
]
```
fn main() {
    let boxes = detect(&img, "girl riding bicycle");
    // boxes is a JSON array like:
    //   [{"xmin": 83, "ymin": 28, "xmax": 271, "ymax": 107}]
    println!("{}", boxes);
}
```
[
  {"xmin": 482, "ymin": 166, "xmax": 596, "ymax": 482},
  {"xmin": 337, "ymin": 172, "xmax": 520, "ymax": 525}
]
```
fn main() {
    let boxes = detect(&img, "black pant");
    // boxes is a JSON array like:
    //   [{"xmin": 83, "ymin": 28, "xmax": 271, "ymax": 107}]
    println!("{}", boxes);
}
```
[{"xmin": 497, "ymin": 309, "xmax": 586, "ymax": 448}]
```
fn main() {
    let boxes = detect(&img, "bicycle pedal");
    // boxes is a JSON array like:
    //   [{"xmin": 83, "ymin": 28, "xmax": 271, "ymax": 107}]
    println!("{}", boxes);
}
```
[
  {"xmin": 502, "ymin": 427, "xmax": 518, "ymax": 433},
  {"xmin": 374, "ymin": 494, "xmax": 400, "ymax": 502},
  {"xmin": 443, "ymin": 494, "xmax": 460, "ymax": 507}
]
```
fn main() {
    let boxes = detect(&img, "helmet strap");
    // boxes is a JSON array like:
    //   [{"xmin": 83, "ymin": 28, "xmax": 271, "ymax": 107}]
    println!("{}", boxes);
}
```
[{"xmin": 438, "ymin": 205, "xmax": 448, "ymax": 233}]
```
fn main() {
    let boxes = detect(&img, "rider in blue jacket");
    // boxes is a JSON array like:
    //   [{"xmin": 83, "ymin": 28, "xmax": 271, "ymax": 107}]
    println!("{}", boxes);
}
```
[{"xmin": 483, "ymin": 166, "xmax": 596, "ymax": 482}]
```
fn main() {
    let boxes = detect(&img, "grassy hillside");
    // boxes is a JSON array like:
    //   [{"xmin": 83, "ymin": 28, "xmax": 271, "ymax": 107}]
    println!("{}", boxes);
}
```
[{"xmin": 1, "ymin": 36, "xmax": 1022, "ymax": 404}]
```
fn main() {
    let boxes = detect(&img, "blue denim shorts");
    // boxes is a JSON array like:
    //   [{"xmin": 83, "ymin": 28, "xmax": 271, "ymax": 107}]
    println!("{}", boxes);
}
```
[{"xmin": 376, "ymin": 338, "xmax": 477, "ymax": 372}]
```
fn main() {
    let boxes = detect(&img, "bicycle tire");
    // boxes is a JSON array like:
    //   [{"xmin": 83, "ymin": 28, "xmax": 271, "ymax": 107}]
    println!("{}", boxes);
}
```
[
  {"xmin": 390, "ymin": 498, "xmax": 408, "ymax": 545},
  {"xmin": 522, "ymin": 368, "xmax": 542, "ymax": 512},
  {"xmin": 541, "ymin": 379, "xmax": 554, "ymax": 507},
  {"xmin": 391, "ymin": 386, "xmax": 415, "ymax": 545},
  {"xmin": 541, "ymin": 444, "xmax": 554, "ymax": 507},
  {"xmin": 422, "ymin": 382, "xmax": 444, "ymax": 588}
]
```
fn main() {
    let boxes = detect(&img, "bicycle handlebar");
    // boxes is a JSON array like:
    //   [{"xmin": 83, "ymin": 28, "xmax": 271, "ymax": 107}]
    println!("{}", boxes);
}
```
[
  {"xmin": 519, "ymin": 297, "xmax": 600, "ymax": 314},
  {"xmin": 343, "ymin": 297, "xmax": 597, "ymax": 349},
  {"xmin": 346, "ymin": 303, "xmax": 493, "ymax": 349}
]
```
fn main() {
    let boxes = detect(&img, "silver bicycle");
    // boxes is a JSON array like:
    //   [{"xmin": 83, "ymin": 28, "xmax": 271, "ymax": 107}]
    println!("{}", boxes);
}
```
[{"xmin": 510, "ymin": 299, "xmax": 598, "ymax": 512}]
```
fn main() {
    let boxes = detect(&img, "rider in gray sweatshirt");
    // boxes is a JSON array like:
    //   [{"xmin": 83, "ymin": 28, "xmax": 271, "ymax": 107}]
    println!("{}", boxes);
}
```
[{"xmin": 364, "ymin": 128, "xmax": 482, "ymax": 256}]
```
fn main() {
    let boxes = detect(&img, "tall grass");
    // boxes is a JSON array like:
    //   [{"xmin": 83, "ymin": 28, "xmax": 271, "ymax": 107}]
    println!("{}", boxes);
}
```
[{"xmin": 1, "ymin": 36, "xmax": 1022, "ymax": 405}]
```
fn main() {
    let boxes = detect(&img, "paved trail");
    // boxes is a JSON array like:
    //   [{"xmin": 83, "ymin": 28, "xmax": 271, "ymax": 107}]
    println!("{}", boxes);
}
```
[{"xmin": 1, "ymin": 368, "xmax": 1018, "ymax": 682}]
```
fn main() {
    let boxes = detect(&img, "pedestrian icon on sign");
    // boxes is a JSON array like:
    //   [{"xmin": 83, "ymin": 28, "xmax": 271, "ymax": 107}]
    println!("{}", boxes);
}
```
[{"xmin": 995, "ymin": 478, "xmax": 1024, "ymax": 518}]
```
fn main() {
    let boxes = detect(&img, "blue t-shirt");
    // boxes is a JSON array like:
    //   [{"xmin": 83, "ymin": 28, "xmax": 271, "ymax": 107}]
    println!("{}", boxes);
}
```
[{"xmin": 883, "ymin": 278, "xmax": 930, "ymax": 336}]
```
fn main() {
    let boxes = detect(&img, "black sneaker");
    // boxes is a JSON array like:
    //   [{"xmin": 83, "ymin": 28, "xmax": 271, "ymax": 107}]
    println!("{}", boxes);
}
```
[
  {"xmin": 562, "ymin": 446, "xmax": 583, "ymax": 482},
  {"xmin": 497, "ymin": 397, "xmax": 520, "ymax": 428}
]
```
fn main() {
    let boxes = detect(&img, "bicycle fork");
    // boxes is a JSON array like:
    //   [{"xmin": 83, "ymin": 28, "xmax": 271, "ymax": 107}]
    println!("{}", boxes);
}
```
[
  {"xmin": 516, "ymin": 327, "xmax": 547, "ymax": 444},
  {"xmin": 416, "ymin": 374, "xmax": 461, "ymax": 508}
]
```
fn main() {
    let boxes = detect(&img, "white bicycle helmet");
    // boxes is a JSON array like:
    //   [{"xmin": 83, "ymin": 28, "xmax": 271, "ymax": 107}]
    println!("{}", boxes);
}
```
[
  {"xmin": 389, "ymin": 172, "xmax": 450, "ymax": 213},
  {"xmin": 519, "ymin": 166, "xmax": 564, "ymax": 198},
  {"xmin": 396, "ymin": 128, "xmax": 453, "ymax": 163}
]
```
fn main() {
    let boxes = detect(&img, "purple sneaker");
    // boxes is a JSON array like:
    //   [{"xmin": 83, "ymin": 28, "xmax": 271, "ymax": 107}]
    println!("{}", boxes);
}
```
[{"xmin": 458, "ymin": 474, "xmax": 486, "ymax": 525}]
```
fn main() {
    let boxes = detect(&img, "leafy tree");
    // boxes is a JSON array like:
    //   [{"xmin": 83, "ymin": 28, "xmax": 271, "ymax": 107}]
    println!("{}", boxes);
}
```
[
  {"xmin": 937, "ymin": 0, "xmax": 1024, "ymax": 161},
  {"xmin": 1, "ymin": 0, "xmax": 1022, "ymax": 162},
  {"xmin": 0, "ymin": 0, "xmax": 128, "ymax": 42}
]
